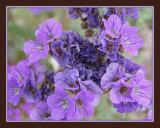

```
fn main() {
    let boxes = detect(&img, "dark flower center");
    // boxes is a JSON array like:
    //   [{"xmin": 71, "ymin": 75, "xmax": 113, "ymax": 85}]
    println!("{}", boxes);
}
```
[
  {"xmin": 85, "ymin": 29, "xmax": 94, "ymax": 37},
  {"xmin": 27, "ymin": 86, "xmax": 34, "ymax": 91},
  {"xmin": 27, "ymin": 86, "xmax": 36, "ymax": 95},
  {"xmin": 42, "ymin": 113, "xmax": 51, "ymax": 118},
  {"xmin": 55, "ymin": 46, "xmax": 64, "ymax": 57},
  {"xmin": 104, "ymin": 8, "xmax": 116, "ymax": 20},
  {"xmin": 117, "ymin": 8, "xmax": 123, "ymax": 15},
  {"xmin": 76, "ymin": 99, "xmax": 83, "ymax": 106},
  {"xmin": 125, "ymin": 69, "xmax": 137, "ymax": 75},
  {"xmin": 42, "ymin": 90, "xmax": 46, "ymax": 95},
  {"xmin": 119, "ymin": 86, "xmax": 130, "ymax": 95},
  {"xmin": 74, "ymin": 8, "xmax": 82, "ymax": 16},
  {"xmin": 67, "ymin": 80, "xmax": 75, "ymax": 88},
  {"xmin": 106, "ymin": 34, "xmax": 117, "ymax": 41},
  {"xmin": 118, "ymin": 44, "xmax": 124, "ymax": 53},
  {"xmin": 65, "ymin": 35, "xmax": 69, "ymax": 43},
  {"xmin": 48, "ymin": 33, "xmax": 54, "ymax": 40},
  {"xmin": 75, "ymin": 80, "xmax": 80, "ymax": 86},
  {"xmin": 106, "ymin": 42, "xmax": 114, "ymax": 53},
  {"xmin": 110, "ymin": 8, "xmax": 116, "ymax": 14},
  {"xmin": 31, "ymin": 90, "xmax": 36, "ymax": 96},
  {"xmin": 91, "ymin": 9, "xmax": 98, "ymax": 16},
  {"xmin": 45, "ymin": 113, "xmax": 51, "ymax": 118},
  {"xmin": 112, "ymin": 77, "xmax": 120, "ymax": 82},
  {"xmin": 125, "ymin": 8, "xmax": 130, "ymax": 14}
]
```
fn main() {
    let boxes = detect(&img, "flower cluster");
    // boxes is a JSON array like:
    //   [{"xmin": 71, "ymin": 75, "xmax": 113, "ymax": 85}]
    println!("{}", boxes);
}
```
[{"xmin": 7, "ymin": 7, "xmax": 152, "ymax": 121}]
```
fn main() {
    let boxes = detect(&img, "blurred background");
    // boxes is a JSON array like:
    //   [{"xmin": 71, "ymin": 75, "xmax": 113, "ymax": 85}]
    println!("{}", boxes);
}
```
[{"xmin": 7, "ymin": 7, "xmax": 153, "ymax": 121}]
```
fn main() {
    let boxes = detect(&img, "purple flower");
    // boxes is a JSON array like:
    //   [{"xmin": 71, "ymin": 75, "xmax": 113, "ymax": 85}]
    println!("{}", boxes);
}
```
[
  {"xmin": 120, "ymin": 25, "xmax": 144, "ymax": 56},
  {"xmin": 78, "ymin": 79, "xmax": 103, "ymax": 106},
  {"xmin": 36, "ymin": 19, "xmax": 62, "ymax": 43},
  {"xmin": 23, "ymin": 79, "xmax": 41, "ymax": 102},
  {"xmin": 29, "ymin": 61, "xmax": 46, "ymax": 84},
  {"xmin": 24, "ymin": 31, "xmax": 49, "ymax": 63},
  {"xmin": 110, "ymin": 80, "xmax": 133, "ymax": 104},
  {"xmin": 91, "ymin": 31, "xmax": 102, "ymax": 46},
  {"xmin": 107, "ymin": 53, "xmax": 125, "ymax": 66},
  {"xmin": 45, "ymin": 70, "xmax": 55, "ymax": 83},
  {"xmin": 102, "ymin": 14, "xmax": 123, "ymax": 39},
  {"xmin": 30, "ymin": 102, "xmax": 53, "ymax": 121},
  {"xmin": 8, "ymin": 59, "xmax": 30, "ymax": 87},
  {"xmin": 87, "ymin": 8, "xmax": 100, "ymax": 29},
  {"xmin": 8, "ymin": 77, "xmax": 23, "ymax": 106},
  {"xmin": 113, "ymin": 101, "xmax": 139, "ymax": 113},
  {"xmin": 131, "ymin": 70, "xmax": 152, "ymax": 106},
  {"xmin": 60, "ymin": 31, "xmax": 82, "ymax": 63},
  {"xmin": 68, "ymin": 30, "xmax": 84, "ymax": 43},
  {"xmin": 74, "ymin": 39, "xmax": 98, "ymax": 62},
  {"xmin": 47, "ymin": 86, "xmax": 73, "ymax": 120},
  {"xmin": 60, "ymin": 31, "xmax": 72, "ymax": 45},
  {"xmin": 68, "ymin": 8, "xmax": 88, "ymax": 19},
  {"xmin": 54, "ymin": 69, "xmax": 79, "ymax": 91},
  {"xmin": 103, "ymin": 8, "xmax": 119, "ymax": 20},
  {"xmin": 98, "ymin": 38, "xmax": 120, "ymax": 60},
  {"xmin": 123, "ymin": 8, "xmax": 139, "ymax": 19},
  {"xmin": 29, "ymin": 7, "xmax": 54, "ymax": 15},
  {"xmin": 39, "ymin": 81, "xmax": 53, "ymax": 101},
  {"xmin": 69, "ymin": 90, "xmax": 95, "ymax": 120},
  {"xmin": 101, "ymin": 63, "xmax": 127, "ymax": 89},
  {"xmin": 123, "ymin": 59, "xmax": 142, "ymax": 78},
  {"xmin": 76, "ymin": 64, "xmax": 92, "ymax": 80},
  {"xmin": 22, "ymin": 102, "xmax": 36, "ymax": 117},
  {"xmin": 8, "ymin": 108, "xmax": 21, "ymax": 121},
  {"xmin": 51, "ymin": 40, "xmax": 69, "ymax": 67}
]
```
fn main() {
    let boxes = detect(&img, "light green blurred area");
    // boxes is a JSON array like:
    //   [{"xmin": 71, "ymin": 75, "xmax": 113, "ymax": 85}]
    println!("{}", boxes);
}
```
[{"xmin": 7, "ymin": 7, "xmax": 153, "ymax": 121}]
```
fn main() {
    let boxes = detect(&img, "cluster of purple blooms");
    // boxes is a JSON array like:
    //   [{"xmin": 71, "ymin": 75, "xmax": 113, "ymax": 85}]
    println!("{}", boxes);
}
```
[{"xmin": 7, "ymin": 7, "xmax": 152, "ymax": 121}]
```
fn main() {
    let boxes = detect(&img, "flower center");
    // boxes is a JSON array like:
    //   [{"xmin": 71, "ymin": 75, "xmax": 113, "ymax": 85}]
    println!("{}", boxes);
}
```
[
  {"xmin": 41, "ymin": 112, "xmax": 51, "ymax": 118},
  {"xmin": 61, "ymin": 99, "xmax": 69, "ymax": 108},
  {"xmin": 67, "ymin": 80, "xmax": 75, "ymax": 88},
  {"xmin": 91, "ymin": 9, "xmax": 98, "ymax": 16},
  {"xmin": 112, "ymin": 30, "xmax": 118, "ymax": 35},
  {"xmin": 117, "ymin": 8, "xmax": 123, "ymax": 15},
  {"xmin": 106, "ymin": 42, "xmax": 114, "ymax": 53},
  {"xmin": 125, "ymin": 69, "xmax": 137, "ymax": 75},
  {"xmin": 106, "ymin": 34, "xmax": 117, "ymax": 41},
  {"xmin": 37, "ymin": 43, "xmax": 44, "ymax": 51},
  {"xmin": 14, "ymin": 87, "xmax": 19, "ymax": 94},
  {"xmin": 74, "ymin": 8, "xmax": 82, "ymax": 16},
  {"xmin": 27, "ymin": 86, "xmax": 36, "ymax": 95},
  {"xmin": 125, "ymin": 8, "xmax": 130, "ymax": 14},
  {"xmin": 27, "ymin": 86, "xmax": 33, "ymax": 91},
  {"xmin": 76, "ymin": 99, "xmax": 83, "ymax": 106},
  {"xmin": 55, "ymin": 46, "xmax": 64, "ymax": 57},
  {"xmin": 75, "ymin": 80, "xmax": 80, "ymax": 86},
  {"xmin": 112, "ymin": 77, "xmax": 120, "ymax": 82},
  {"xmin": 119, "ymin": 86, "xmax": 129, "ymax": 95},
  {"xmin": 110, "ymin": 8, "xmax": 116, "ymax": 14},
  {"xmin": 48, "ymin": 33, "xmax": 54, "ymax": 40}
]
